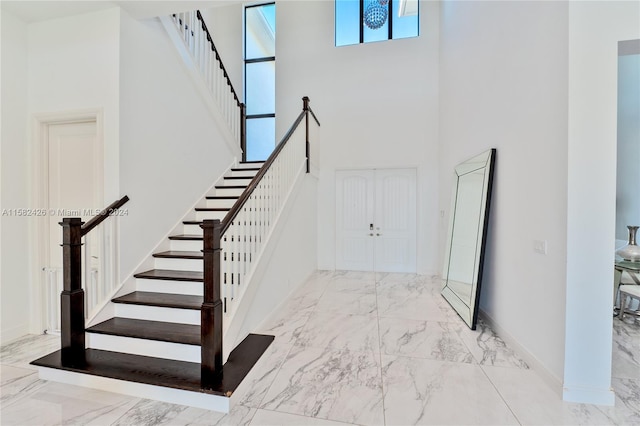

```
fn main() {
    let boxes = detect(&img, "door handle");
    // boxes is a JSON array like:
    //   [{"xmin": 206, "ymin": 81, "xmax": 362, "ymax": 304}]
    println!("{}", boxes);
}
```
[
  {"xmin": 369, "ymin": 233, "xmax": 374, "ymax": 236},
  {"xmin": 376, "ymin": 233, "xmax": 382, "ymax": 236}
]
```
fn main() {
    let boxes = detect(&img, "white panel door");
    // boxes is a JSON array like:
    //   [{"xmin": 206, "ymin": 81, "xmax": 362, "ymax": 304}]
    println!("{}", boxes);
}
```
[
  {"xmin": 336, "ymin": 170, "xmax": 375, "ymax": 271},
  {"xmin": 374, "ymin": 169, "xmax": 417, "ymax": 273},
  {"xmin": 48, "ymin": 121, "xmax": 100, "ymax": 268},
  {"xmin": 336, "ymin": 169, "xmax": 417, "ymax": 272}
]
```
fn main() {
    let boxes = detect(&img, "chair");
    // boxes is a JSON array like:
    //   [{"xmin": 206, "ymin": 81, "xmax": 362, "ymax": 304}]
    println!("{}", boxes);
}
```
[{"xmin": 619, "ymin": 284, "xmax": 640, "ymax": 321}]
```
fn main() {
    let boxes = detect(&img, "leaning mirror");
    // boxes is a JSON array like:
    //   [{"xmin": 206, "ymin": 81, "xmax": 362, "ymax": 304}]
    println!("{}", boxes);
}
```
[{"xmin": 441, "ymin": 149, "xmax": 496, "ymax": 330}]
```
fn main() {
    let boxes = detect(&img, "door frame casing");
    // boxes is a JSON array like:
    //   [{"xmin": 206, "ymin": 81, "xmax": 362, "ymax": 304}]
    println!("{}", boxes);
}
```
[{"xmin": 30, "ymin": 108, "xmax": 104, "ymax": 334}]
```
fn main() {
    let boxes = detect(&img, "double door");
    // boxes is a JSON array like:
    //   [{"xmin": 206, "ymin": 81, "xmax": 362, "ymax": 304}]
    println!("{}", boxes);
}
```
[{"xmin": 336, "ymin": 168, "xmax": 417, "ymax": 273}]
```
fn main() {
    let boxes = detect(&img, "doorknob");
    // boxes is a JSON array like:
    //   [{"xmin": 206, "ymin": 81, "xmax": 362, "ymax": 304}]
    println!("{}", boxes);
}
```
[
  {"xmin": 369, "ymin": 224, "xmax": 374, "ymax": 230},
  {"xmin": 377, "ymin": 233, "xmax": 382, "ymax": 236}
]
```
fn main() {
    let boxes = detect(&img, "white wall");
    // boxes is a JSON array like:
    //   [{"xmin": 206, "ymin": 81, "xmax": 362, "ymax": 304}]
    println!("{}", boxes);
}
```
[
  {"xmin": 118, "ymin": 11, "xmax": 237, "ymax": 279},
  {"xmin": 565, "ymin": 0, "xmax": 640, "ymax": 405},
  {"xmin": 439, "ymin": 0, "xmax": 569, "ymax": 386},
  {"xmin": 28, "ymin": 7, "xmax": 121, "ymax": 203},
  {"xmin": 232, "ymin": 174, "xmax": 318, "ymax": 348},
  {"xmin": 1, "ymin": 9, "xmax": 31, "ymax": 343},
  {"xmin": 615, "ymin": 52, "xmax": 640, "ymax": 242},
  {"xmin": 276, "ymin": 0, "xmax": 441, "ymax": 275}
]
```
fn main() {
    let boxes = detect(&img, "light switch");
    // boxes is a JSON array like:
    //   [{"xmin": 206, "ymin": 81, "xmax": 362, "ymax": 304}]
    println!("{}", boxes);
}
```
[{"xmin": 534, "ymin": 240, "xmax": 547, "ymax": 255}]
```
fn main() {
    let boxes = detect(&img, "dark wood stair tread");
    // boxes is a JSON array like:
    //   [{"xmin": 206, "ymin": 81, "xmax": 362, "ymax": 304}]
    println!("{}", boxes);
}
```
[
  {"xmin": 31, "ymin": 334, "xmax": 274, "ymax": 396},
  {"xmin": 224, "ymin": 176, "xmax": 253, "ymax": 180},
  {"xmin": 215, "ymin": 185, "xmax": 247, "ymax": 189},
  {"xmin": 168, "ymin": 234, "xmax": 203, "ymax": 241},
  {"xmin": 86, "ymin": 318, "xmax": 200, "ymax": 345},
  {"xmin": 231, "ymin": 167, "xmax": 260, "ymax": 172},
  {"xmin": 205, "ymin": 196, "xmax": 238, "ymax": 200},
  {"xmin": 153, "ymin": 251, "xmax": 203, "ymax": 259},
  {"xmin": 194, "ymin": 207, "xmax": 230, "ymax": 212},
  {"xmin": 134, "ymin": 269, "xmax": 203, "ymax": 282},
  {"xmin": 112, "ymin": 292, "xmax": 203, "ymax": 310},
  {"xmin": 240, "ymin": 161, "xmax": 265, "ymax": 164}
]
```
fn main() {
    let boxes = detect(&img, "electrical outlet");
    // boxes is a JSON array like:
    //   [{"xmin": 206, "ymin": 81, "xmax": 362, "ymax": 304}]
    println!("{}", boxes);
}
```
[{"xmin": 534, "ymin": 240, "xmax": 547, "ymax": 255}]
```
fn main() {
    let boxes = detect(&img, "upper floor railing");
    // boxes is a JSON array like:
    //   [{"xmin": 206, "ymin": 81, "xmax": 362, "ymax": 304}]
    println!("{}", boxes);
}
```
[{"xmin": 171, "ymin": 11, "xmax": 246, "ymax": 153}]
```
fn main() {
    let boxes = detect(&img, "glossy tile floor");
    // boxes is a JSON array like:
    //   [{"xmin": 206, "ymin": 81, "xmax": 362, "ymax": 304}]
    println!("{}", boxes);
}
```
[{"xmin": 2, "ymin": 271, "xmax": 639, "ymax": 425}]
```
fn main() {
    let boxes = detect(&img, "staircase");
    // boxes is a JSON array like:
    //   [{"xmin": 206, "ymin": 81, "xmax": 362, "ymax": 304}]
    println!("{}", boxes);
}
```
[
  {"xmin": 30, "ymin": 8, "xmax": 321, "ymax": 413},
  {"xmin": 32, "ymin": 162, "xmax": 273, "ymax": 412}
]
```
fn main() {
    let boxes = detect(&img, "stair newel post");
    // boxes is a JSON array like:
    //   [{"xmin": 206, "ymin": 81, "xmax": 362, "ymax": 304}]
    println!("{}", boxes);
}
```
[
  {"xmin": 240, "ymin": 103, "xmax": 247, "ymax": 162},
  {"xmin": 303, "ymin": 96, "xmax": 310, "ymax": 174},
  {"xmin": 60, "ymin": 217, "xmax": 86, "ymax": 365},
  {"xmin": 201, "ymin": 219, "xmax": 223, "ymax": 387}
]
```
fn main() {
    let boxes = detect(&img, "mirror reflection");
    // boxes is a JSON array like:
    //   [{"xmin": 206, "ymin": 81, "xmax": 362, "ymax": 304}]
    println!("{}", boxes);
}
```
[{"xmin": 442, "ymin": 149, "xmax": 496, "ymax": 329}]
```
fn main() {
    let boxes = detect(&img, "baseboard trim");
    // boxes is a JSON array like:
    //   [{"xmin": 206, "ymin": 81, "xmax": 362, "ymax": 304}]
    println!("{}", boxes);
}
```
[
  {"xmin": 563, "ymin": 384, "xmax": 616, "ymax": 406},
  {"xmin": 0, "ymin": 323, "xmax": 31, "ymax": 346},
  {"xmin": 479, "ymin": 308, "xmax": 564, "ymax": 399}
]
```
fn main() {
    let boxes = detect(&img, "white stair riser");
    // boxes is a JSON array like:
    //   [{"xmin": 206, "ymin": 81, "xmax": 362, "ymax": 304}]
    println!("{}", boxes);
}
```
[
  {"xmin": 135, "ymin": 278, "xmax": 202, "ymax": 296},
  {"xmin": 214, "ymin": 187, "xmax": 245, "ymax": 197},
  {"xmin": 205, "ymin": 198, "xmax": 237, "ymax": 209},
  {"xmin": 114, "ymin": 303, "xmax": 200, "ymax": 325},
  {"xmin": 154, "ymin": 257, "xmax": 202, "ymax": 272},
  {"xmin": 37, "ymin": 367, "xmax": 229, "ymax": 412},
  {"xmin": 87, "ymin": 333, "xmax": 200, "ymax": 363},
  {"xmin": 196, "ymin": 210, "xmax": 228, "ymax": 221},
  {"xmin": 170, "ymin": 239, "xmax": 202, "ymax": 251},
  {"xmin": 235, "ymin": 162, "xmax": 264, "ymax": 169},
  {"xmin": 183, "ymin": 224, "xmax": 204, "ymax": 235},
  {"xmin": 222, "ymin": 178, "xmax": 253, "ymax": 186},
  {"xmin": 229, "ymin": 170, "xmax": 258, "ymax": 178}
]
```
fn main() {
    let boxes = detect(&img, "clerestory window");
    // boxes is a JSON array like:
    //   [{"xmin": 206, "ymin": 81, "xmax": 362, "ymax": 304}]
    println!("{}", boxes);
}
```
[{"xmin": 335, "ymin": 0, "xmax": 419, "ymax": 46}]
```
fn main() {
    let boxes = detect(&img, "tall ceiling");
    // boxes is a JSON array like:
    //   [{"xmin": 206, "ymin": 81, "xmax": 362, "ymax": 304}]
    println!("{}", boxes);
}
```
[{"xmin": 1, "ymin": 0, "xmax": 242, "ymax": 23}]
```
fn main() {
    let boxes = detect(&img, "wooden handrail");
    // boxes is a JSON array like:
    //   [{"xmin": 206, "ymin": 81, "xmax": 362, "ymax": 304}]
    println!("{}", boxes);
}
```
[
  {"xmin": 196, "ymin": 10, "xmax": 241, "ymax": 107},
  {"xmin": 81, "ymin": 195, "xmax": 130, "ymax": 237},
  {"xmin": 221, "ymin": 109, "xmax": 307, "ymax": 234}
]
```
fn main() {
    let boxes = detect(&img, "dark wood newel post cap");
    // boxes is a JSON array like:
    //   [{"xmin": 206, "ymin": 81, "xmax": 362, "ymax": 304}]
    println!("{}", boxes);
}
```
[{"xmin": 302, "ymin": 96, "xmax": 310, "ymax": 110}]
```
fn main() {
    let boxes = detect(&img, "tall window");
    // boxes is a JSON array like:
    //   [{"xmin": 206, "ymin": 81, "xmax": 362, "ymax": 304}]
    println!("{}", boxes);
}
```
[
  {"xmin": 245, "ymin": 3, "xmax": 276, "ymax": 161},
  {"xmin": 335, "ymin": 0, "xmax": 419, "ymax": 46}
]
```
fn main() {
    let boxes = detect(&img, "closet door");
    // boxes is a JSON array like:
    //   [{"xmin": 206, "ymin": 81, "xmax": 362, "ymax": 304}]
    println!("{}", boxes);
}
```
[{"xmin": 336, "ymin": 169, "xmax": 416, "ymax": 272}]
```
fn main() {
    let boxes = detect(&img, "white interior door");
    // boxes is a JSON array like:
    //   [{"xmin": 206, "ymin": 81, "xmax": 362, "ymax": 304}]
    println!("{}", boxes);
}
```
[
  {"xmin": 336, "ymin": 168, "xmax": 417, "ymax": 273},
  {"xmin": 47, "ymin": 120, "xmax": 100, "ymax": 268},
  {"xmin": 336, "ymin": 170, "xmax": 375, "ymax": 271},
  {"xmin": 374, "ymin": 169, "xmax": 417, "ymax": 273}
]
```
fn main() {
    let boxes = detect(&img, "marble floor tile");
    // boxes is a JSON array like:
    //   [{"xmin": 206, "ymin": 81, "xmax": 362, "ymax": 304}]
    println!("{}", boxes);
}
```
[
  {"xmin": 323, "ymin": 276, "xmax": 376, "ymax": 295},
  {"xmin": 260, "ymin": 345, "xmax": 384, "ymax": 425},
  {"xmin": 456, "ymin": 319, "xmax": 530, "ymax": 369},
  {"xmin": 231, "ymin": 342, "xmax": 293, "ymax": 408},
  {"xmin": 611, "ymin": 377, "xmax": 640, "ymax": 425},
  {"xmin": 314, "ymin": 289, "xmax": 377, "ymax": 316},
  {"xmin": 250, "ymin": 409, "xmax": 355, "ymax": 425},
  {"xmin": 1, "ymin": 381, "xmax": 140, "ymax": 426},
  {"xmin": 256, "ymin": 310, "xmax": 311, "ymax": 345},
  {"xmin": 379, "ymin": 317, "xmax": 474, "ymax": 363},
  {"xmin": 377, "ymin": 280, "xmax": 453, "ymax": 323},
  {"xmin": 296, "ymin": 311, "xmax": 380, "ymax": 354},
  {"xmin": 612, "ymin": 320, "xmax": 640, "ymax": 380},
  {"xmin": 0, "ymin": 333, "xmax": 60, "ymax": 370},
  {"xmin": 149, "ymin": 403, "xmax": 256, "ymax": 426},
  {"xmin": 381, "ymin": 355, "xmax": 519, "ymax": 425},
  {"xmin": 484, "ymin": 365, "xmax": 640, "ymax": 426},
  {"xmin": 1, "ymin": 365, "xmax": 48, "ymax": 409}
]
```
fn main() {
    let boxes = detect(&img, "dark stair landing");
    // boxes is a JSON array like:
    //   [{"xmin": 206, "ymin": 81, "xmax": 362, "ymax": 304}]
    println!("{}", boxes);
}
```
[{"xmin": 31, "ymin": 333, "xmax": 274, "ymax": 397}]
